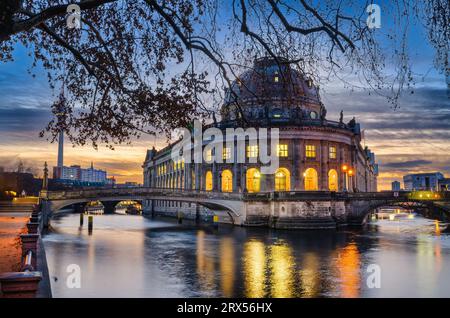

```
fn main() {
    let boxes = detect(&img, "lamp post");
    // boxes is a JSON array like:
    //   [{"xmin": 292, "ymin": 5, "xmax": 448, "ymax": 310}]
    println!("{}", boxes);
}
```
[
  {"xmin": 341, "ymin": 164, "xmax": 348, "ymax": 192},
  {"xmin": 348, "ymin": 168, "xmax": 354, "ymax": 192}
]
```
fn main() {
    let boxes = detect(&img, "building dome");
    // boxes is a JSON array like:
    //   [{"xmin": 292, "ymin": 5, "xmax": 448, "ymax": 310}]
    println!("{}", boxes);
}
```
[{"xmin": 221, "ymin": 57, "xmax": 324, "ymax": 123}]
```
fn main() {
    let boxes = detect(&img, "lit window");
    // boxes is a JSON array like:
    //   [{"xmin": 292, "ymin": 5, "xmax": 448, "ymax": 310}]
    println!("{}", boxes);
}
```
[
  {"xmin": 306, "ymin": 145, "xmax": 316, "ymax": 158},
  {"xmin": 274, "ymin": 76, "xmax": 279, "ymax": 82},
  {"xmin": 304, "ymin": 168, "xmax": 318, "ymax": 190},
  {"xmin": 246, "ymin": 168, "xmax": 261, "ymax": 193},
  {"xmin": 274, "ymin": 168, "xmax": 290, "ymax": 191},
  {"xmin": 181, "ymin": 159, "xmax": 185, "ymax": 169},
  {"xmin": 277, "ymin": 144, "xmax": 288, "ymax": 157},
  {"xmin": 247, "ymin": 145, "xmax": 259, "ymax": 158},
  {"xmin": 205, "ymin": 171, "xmax": 213, "ymax": 191},
  {"xmin": 329, "ymin": 146, "xmax": 336, "ymax": 159},
  {"xmin": 223, "ymin": 147, "xmax": 231, "ymax": 160},
  {"xmin": 221, "ymin": 170, "xmax": 233, "ymax": 192}
]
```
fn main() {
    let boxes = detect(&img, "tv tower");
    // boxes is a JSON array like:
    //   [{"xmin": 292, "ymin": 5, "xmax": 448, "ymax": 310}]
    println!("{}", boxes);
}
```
[{"xmin": 56, "ymin": 84, "xmax": 65, "ymax": 168}]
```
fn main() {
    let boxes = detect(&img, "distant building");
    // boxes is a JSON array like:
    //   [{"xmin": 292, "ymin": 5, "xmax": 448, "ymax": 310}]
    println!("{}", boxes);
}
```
[
  {"xmin": 0, "ymin": 171, "xmax": 42, "ymax": 196},
  {"xmin": 438, "ymin": 178, "xmax": 450, "ymax": 191},
  {"xmin": 106, "ymin": 177, "xmax": 116, "ymax": 187},
  {"xmin": 403, "ymin": 172, "xmax": 444, "ymax": 191},
  {"xmin": 391, "ymin": 181, "xmax": 401, "ymax": 191},
  {"xmin": 53, "ymin": 162, "xmax": 108, "ymax": 186},
  {"xmin": 52, "ymin": 121, "xmax": 108, "ymax": 186}
]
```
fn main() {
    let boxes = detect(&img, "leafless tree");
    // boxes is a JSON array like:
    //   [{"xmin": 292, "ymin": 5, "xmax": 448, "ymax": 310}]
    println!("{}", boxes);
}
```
[{"xmin": 0, "ymin": 0, "xmax": 448, "ymax": 148}]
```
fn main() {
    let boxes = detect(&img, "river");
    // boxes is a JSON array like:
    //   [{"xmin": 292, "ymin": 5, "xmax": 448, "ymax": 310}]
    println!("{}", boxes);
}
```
[{"xmin": 42, "ymin": 213, "xmax": 450, "ymax": 297}]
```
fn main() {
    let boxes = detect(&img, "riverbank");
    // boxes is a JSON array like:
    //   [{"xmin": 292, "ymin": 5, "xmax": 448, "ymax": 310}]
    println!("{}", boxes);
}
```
[{"xmin": 0, "ymin": 213, "xmax": 29, "ymax": 273}]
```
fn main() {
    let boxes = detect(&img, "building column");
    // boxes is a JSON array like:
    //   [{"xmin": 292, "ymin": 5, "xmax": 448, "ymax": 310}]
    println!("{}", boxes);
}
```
[
  {"xmin": 212, "ymin": 163, "xmax": 218, "ymax": 191},
  {"xmin": 233, "ymin": 163, "xmax": 239, "ymax": 193},
  {"xmin": 240, "ymin": 164, "xmax": 246, "ymax": 192},
  {"xmin": 195, "ymin": 163, "xmax": 201, "ymax": 190},
  {"xmin": 321, "ymin": 141, "xmax": 328, "ymax": 190}
]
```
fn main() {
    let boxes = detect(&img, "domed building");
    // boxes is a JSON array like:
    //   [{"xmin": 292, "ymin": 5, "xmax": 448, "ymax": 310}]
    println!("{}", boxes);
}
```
[{"xmin": 142, "ymin": 57, "xmax": 378, "ymax": 227}]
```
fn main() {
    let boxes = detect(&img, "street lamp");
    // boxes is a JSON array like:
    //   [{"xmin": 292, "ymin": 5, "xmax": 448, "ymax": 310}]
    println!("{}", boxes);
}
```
[
  {"xmin": 341, "ymin": 164, "xmax": 348, "ymax": 191},
  {"xmin": 348, "ymin": 169, "xmax": 354, "ymax": 192}
]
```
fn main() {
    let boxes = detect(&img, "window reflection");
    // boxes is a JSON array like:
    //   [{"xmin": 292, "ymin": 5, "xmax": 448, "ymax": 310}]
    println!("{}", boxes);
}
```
[
  {"xmin": 269, "ymin": 242, "xmax": 295, "ymax": 298},
  {"xmin": 220, "ymin": 237, "xmax": 235, "ymax": 297},
  {"xmin": 335, "ymin": 243, "xmax": 361, "ymax": 298},
  {"xmin": 243, "ymin": 240, "xmax": 266, "ymax": 297}
]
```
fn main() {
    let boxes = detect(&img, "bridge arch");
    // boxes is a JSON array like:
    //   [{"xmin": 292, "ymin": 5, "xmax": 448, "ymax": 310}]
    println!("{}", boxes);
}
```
[
  {"xmin": 41, "ymin": 190, "xmax": 246, "ymax": 226},
  {"xmin": 354, "ymin": 199, "xmax": 450, "ymax": 224}
]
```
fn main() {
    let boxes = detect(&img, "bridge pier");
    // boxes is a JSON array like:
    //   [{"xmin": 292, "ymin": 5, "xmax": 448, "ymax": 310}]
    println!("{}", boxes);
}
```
[
  {"xmin": 102, "ymin": 201, "xmax": 119, "ymax": 214},
  {"xmin": 74, "ymin": 202, "xmax": 86, "ymax": 214}
]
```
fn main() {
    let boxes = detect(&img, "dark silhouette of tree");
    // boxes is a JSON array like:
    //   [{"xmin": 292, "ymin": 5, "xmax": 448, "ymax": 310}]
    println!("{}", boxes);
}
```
[{"xmin": 0, "ymin": 0, "xmax": 448, "ymax": 148}]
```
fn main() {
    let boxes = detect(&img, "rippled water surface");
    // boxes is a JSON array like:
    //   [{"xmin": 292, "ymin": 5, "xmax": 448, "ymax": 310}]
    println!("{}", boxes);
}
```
[{"xmin": 43, "ymin": 213, "xmax": 450, "ymax": 297}]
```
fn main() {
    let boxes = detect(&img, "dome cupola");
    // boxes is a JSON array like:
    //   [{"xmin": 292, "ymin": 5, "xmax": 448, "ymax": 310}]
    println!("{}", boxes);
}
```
[{"xmin": 221, "ymin": 57, "xmax": 324, "ymax": 124}]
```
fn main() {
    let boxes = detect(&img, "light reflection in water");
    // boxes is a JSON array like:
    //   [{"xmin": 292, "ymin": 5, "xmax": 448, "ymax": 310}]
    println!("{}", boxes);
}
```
[
  {"xmin": 243, "ymin": 240, "xmax": 266, "ymax": 298},
  {"xmin": 269, "ymin": 241, "xmax": 295, "ymax": 298},
  {"xmin": 196, "ymin": 230, "xmax": 216, "ymax": 293},
  {"xmin": 435, "ymin": 220, "xmax": 441, "ymax": 236},
  {"xmin": 219, "ymin": 237, "xmax": 235, "ymax": 297},
  {"xmin": 335, "ymin": 243, "xmax": 361, "ymax": 298},
  {"xmin": 299, "ymin": 252, "xmax": 320, "ymax": 297},
  {"xmin": 43, "ymin": 214, "xmax": 450, "ymax": 297}
]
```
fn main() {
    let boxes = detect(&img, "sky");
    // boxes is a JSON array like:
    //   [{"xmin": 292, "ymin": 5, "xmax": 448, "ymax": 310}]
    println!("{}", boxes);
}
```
[{"xmin": 0, "ymin": 1, "xmax": 448, "ymax": 190}]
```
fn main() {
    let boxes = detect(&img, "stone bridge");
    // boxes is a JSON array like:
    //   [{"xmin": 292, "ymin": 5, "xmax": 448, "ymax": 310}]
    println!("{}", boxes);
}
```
[{"xmin": 39, "ymin": 188, "xmax": 450, "ymax": 230}]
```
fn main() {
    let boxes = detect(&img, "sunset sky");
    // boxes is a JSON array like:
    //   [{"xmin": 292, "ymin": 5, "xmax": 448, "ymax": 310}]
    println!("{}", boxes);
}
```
[{"xmin": 0, "ymin": 4, "xmax": 448, "ymax": 191}]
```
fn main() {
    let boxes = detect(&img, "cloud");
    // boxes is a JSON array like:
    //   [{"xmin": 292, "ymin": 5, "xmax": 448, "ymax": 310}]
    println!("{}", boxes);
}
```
[{"xmin": 382, "ymin": 160, "xmax": 433, "ymax": 169}]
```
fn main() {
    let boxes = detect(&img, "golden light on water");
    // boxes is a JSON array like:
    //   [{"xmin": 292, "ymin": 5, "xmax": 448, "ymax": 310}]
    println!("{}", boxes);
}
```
[
  {"xmin": 219, "ymin": 237, "xmax": 235, "ymax": 297},
  {"xmin": 243, "ymin": 240, "xmax": 266, "ymax": 298},
  {"xmin": 196, "ymin": 230, "xmax": 215, "ymax": 292},
  {"xmin": 269, "ymin": 242, "xmax": 295, "ymax": 298},
  {"xmin": 299, "ymin": 252, "xmax": 320, "ymax": 297},
  {"xmin": 435, "ymin": 220, "xmax": 441, "ymax": 236},
  {"xmin": 336, "ymin": 243, "xmax": 361, "ymax": 298}
]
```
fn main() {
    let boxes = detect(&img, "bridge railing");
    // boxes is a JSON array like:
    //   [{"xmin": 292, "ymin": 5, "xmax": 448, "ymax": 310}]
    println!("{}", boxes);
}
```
[
  {"xmin": 40, "ymin": 188, "xmax": 449, "ymax": 202},
  {"xmin": 41, "ymin": 187, "xmax": 244, "ymax": 201}
]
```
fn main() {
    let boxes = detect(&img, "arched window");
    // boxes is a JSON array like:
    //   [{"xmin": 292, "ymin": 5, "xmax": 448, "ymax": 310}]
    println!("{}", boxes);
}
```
[
  {"xmin": 328, "ymin": 169, "xmax": 338, "ymax": 191},
  {"xmin": 246, "ymin": 168, "xmax": 261, "ymax": 193},
  {"xmin": 304, "ymin": 168, "xmax": 318, "ymax": 191},
  {"xmin": 275, "ymin": 168, "xmax": 290, "ymax": 191},
  {"xmin": 205, "ymin": 171, "xmax": 213, "ymax": 191},
  {"xmin": 221, "ymin": 170, "xmax": 233, "ymax": 192}
]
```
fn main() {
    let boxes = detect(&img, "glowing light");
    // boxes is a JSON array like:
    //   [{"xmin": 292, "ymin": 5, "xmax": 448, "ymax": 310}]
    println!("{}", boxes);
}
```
[
  {"xmin": 269, "ymin": 242, "xmax": 295, "ymax": 298},
  {"xmin": 389, "ymin": 214, "xmax": 396, "ymax": 221},
  {"xmin": 435, "ymin": 220, "xmax": 441, "ymax": 236},
  {"xmin": 348, "ymin": 169, "xmax": 354, "ymax": 176},
  {"xmin": 243, "ymin": 241, "xmax": 266, "ymax": 298},
  {"xmin": 335, "ymin": 243, "xmax": 361, "ymax": 298},
  {"xmin": 341, "ymin": 164, "xmax": 348, "ymax": 172}
]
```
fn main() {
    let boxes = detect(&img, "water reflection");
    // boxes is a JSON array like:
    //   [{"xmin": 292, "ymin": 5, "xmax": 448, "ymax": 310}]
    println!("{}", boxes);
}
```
[
  {"xmin": 196, "ymin": 230, "xmax": 216, "ymax": 294},
  {"xmin": 299, "ymin": 252, "xmax": 320, "ymax": 297},
  {"xmin": 335, "ymin": 243, "xmax": 361, "ymax": 298},
  {"xmin": 43, "ymin": 214, "xmax": 450, "ymax": 298},
  {"xmin": 269, "ymin": 242, "xmax": 295, "ymax": 297},
  {"xmin": 219, "ymin": 237, "xmax": 235, "ymax": 297},
  {"xmin": 243, "ymin": 240, "xmax": 266, "ymax": 298}
]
